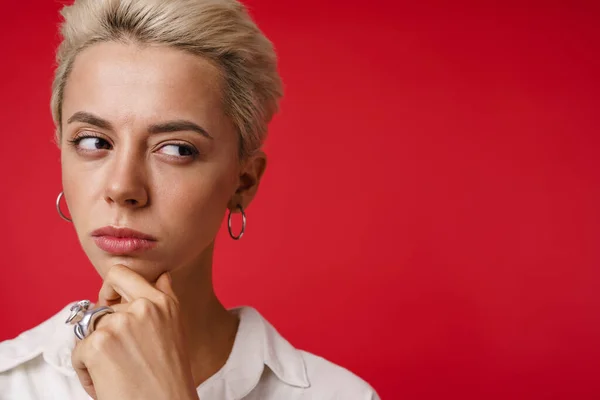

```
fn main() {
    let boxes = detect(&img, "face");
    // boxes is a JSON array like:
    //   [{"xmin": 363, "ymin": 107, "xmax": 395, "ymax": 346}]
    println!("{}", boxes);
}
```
[{"xmin": 60, "ymin": 41, "xmax": 264, "ymax": 281}]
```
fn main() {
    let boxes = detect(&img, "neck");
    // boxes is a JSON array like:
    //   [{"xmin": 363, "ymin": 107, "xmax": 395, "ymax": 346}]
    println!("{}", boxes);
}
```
[{"xmin": 170, "ymin": 242, "xmax": 239, "ymax": 387}]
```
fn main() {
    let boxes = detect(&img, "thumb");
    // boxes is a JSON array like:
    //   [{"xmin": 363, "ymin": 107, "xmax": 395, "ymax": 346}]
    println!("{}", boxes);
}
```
[{"xmin": 155, "ymin": 271, "xmax": 176, "ymax": 300}]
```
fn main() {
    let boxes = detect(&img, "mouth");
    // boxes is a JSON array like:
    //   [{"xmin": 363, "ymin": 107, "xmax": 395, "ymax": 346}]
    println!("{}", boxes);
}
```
[{"xmin": 91, "ymin": 226, "xmax": 157, "ymax": 255}]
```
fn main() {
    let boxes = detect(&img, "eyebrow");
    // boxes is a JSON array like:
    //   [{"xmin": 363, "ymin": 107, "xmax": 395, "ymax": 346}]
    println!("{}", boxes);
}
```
[
  {"xmin": 148, "ymin": 120, "xmax": 212, "ymax": 139},
  {"xmin": 67, "ymin": 111, "xmax": 113, "ymax": 130},
  {"xmin": 67, "ymin": 111, "xmax": 212, "ymax": 139}
]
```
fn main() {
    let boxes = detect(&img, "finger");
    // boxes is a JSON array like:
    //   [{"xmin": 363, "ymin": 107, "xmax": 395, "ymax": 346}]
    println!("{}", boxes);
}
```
[
  {"xmin": 101, "ymin": 264, "xmax": 164, "ymax": 303},
  {"xmin": 97, "ymin": 282, "xmax": 121, "ymax": 307},
  {"xmin": 76, "ymin": 303, "xmax": 127, "ymax": 340},
  {"xmin": 71, "ymin": 341, "xmax": 98, "ymax": 399},
  {"xmin": 154, "ymin": 272, "xmax": 177, "ymax": 301}
]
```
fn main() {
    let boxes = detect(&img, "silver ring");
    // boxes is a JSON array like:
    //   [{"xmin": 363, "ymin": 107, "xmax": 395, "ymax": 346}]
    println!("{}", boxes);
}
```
[{"xmin": 66, "ymin": 300, "xmax": 114, "ymax": 340}]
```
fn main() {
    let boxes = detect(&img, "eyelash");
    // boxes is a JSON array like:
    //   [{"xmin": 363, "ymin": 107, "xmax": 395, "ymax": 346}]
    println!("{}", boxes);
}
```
[
  {"xmin": 159, "ymin": 141, "xmax": 200, "ymax": 158},
  {"xmin": 67, "ymin": 132, "xmax": 108, "ymax": 148},
  {"xmin": 67, "ymin": 133, "xmax": 200, "ymax": 158}
]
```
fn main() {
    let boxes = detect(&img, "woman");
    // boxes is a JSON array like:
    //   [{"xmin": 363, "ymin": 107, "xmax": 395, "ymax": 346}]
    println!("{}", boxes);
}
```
[{"xmin": 0, "ymin": 0, "xmax": 379, "ymax": 399}]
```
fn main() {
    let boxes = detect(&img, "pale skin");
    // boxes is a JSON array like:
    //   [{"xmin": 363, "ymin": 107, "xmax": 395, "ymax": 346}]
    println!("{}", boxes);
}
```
[{"xmin": 60, "ymin": 41, "xmax": 267, "ymax": 399}]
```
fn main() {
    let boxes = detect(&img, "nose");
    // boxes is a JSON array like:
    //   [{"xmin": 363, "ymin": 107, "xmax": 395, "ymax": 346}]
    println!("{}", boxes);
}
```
[{"xmin": 104, "ymin": 149, "xmax": 149, "ymax": 209}]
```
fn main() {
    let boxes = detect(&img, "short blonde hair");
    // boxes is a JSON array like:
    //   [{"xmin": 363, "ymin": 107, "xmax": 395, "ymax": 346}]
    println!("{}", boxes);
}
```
[{"xmin": 51, "ymin": 0, "xmax": 283, "ymax": 159}]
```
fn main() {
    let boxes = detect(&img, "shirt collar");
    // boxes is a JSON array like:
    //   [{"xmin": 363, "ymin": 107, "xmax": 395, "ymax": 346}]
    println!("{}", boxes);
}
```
[
  {"xmin": 199, "ymin": 306, "xmax": 310, "ymax": 398},
  {"xmin": 1, "ymin": 303, "xmax": 310, "ymax": 397},
  {"xmin": 42, "ymin": 304, "xmax": 79, "ymax": 376}
]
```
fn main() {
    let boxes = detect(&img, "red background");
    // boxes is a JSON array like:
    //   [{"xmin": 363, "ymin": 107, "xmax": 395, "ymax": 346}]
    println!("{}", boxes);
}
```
[{"xmin": 1, "ymin": 1, "xmax": 599, "ymax": 398}]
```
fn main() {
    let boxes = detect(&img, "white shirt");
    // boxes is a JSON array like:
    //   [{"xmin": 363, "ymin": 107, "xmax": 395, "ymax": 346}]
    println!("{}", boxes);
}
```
[{"xmin": 0, "ymin": 303, "xmax": 379, "ymax": 399}]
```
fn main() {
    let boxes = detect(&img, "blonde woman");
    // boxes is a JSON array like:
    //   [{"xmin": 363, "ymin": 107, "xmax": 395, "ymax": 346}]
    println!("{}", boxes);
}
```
[{"xmin": 0, "ymin": 0, "xmax": 379, "ymax": 399}]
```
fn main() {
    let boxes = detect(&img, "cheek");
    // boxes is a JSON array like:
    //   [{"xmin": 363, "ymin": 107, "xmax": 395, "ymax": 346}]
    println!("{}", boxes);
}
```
[
  {"xmin": 61, "ymin": 151, "xmax": 88, "ymax": 217},
  {"xmin": 61, "ymin": 153, "xmax": 102, "ymax": 219},
  {"xmin": 154, "ymin": 163, "xmax": 236, "ymax": 242}
]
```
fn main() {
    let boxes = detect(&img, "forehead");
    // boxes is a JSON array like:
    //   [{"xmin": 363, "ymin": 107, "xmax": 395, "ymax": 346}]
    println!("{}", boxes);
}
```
[{"xmin": 62, "ymin": 41, "xmax": 226, "ymax": 132}]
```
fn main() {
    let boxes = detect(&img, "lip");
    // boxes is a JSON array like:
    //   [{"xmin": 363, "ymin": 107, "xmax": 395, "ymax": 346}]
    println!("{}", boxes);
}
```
[{"xmin": 91, "ymin": 226, "xmax": 157, "ymax": 255}]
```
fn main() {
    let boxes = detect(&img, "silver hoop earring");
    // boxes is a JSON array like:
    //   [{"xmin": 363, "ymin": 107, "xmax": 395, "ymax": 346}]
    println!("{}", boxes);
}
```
[
  {"xmin": 56, "ymin": 192, "xmax": 72, "ymax": 223},
  {"xmin": 228, "ymin": 204, "xmax": 246, "ymax": 240}
]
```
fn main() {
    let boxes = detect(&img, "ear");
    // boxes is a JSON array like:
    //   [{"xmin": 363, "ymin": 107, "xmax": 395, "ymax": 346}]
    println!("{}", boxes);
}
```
[{"xmin": 228, "ymin": 151, "xmax": 267, "ymax": 211}]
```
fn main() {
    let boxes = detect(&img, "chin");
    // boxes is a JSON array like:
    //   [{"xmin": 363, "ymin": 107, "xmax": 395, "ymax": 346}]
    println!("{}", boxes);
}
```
[{"xmin": 95, "ymin": 256, "xmax": 169, "ymax": 282}]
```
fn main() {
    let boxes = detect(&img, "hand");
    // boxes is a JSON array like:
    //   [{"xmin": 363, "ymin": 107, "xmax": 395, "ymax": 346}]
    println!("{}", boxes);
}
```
[{"xmin": 71, "ymin": 265, "xmax": 199, "ymax": 400}]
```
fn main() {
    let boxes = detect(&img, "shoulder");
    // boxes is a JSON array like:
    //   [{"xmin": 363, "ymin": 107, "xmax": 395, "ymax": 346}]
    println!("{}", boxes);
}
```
[
  {"xmin": 0, "ymin": 303, "xmax": 82, "ymax": 399},
  {"xmin": 0, "ymin": 303, "xmax": 77, "ymax": 374},
  {"xmin": 238, "ymin": 306, "xmax": 379, "ymax": 399},
  {"xmin": 299, "ymin": 350, "xmax": 380, "ymax": 399},
  {"xmin": 0, "ymin": 312, "xmax": 58, "ymax": 373}
]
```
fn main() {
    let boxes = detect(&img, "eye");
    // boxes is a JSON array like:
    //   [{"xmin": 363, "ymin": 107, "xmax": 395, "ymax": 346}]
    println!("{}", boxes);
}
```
[
  {"xmin": 157, "ymin": 144, "xmax": 198, "ymax": 158},
  {"xmin": 69, "ymin": 134, "xmax": 112, "ymax": 151},
  {"xmin": 78, "ymin": 137, "xmax": 111, "ymax": 150}
]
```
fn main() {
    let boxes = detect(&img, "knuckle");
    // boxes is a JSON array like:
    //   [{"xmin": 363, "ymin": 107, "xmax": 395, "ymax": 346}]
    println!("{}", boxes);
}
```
[
  {"xmin": 132, "ymin": 297, "xmax": 155, "ymax": 314},
  {"xmin": 106, "ymin": 264, "xmax": 125, "ymax": 282},
  {"xmin": 105, "ymin": 266, "xmax": 118, "ymax": 282},
  {"xmin": 107, "ymin": 312, "xmax": 129, "ymax": 331},
  {"xmin": 88, "ymin": 329, "xmax": 114, "ymax": 353}
]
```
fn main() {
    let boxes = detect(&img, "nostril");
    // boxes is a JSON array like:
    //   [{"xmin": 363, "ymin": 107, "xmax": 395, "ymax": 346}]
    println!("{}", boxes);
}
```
[{"xmin": 125, "ymin": 199, "xmax": 138, "ymax": 206}]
